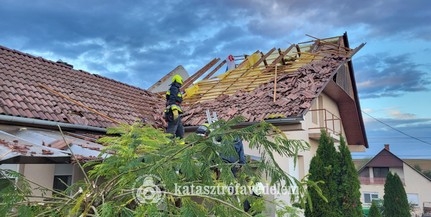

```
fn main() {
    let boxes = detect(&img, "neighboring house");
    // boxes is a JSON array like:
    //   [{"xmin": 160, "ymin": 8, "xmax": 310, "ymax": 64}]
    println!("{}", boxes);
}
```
[
  {"xmin": 147, "ymin": 65, "xmax": 189, "ymax": 93},
  {"xmin": 1, "ymin": 32, "xmax": 368, "ymax": 216},
  {"xmin": 357, "ymin": 144, "xmax": 431, "ymax": 216}
]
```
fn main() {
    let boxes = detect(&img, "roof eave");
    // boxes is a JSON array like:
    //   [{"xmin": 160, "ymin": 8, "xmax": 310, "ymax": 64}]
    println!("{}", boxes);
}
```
[
  {"xmin": 184, "ymin": 115, "xmax": 303, "ymax": 132},
  {"xmin": 0, "ymin": 114, "xmax": 107, "ymax": 133}
]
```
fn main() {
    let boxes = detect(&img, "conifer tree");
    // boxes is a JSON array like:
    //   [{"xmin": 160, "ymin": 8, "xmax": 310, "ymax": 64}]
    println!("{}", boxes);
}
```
[
  {"xmin": 368, "ymin": 200, "xmax": 382, "ymax": 217},
  {"xmin": 383, "ymin": 172, "xmax": 410, "ymax": 217},
  {"xmin": 305, "ymin": 130, "xmax": 341, "ymax": 217},
  {"xmin": 337, "ymin": 136, "xmax": 362, "ymax": 217},
  {"xmin": 0, "ymin": 117, "xmax": 322, "ymax": 217}
]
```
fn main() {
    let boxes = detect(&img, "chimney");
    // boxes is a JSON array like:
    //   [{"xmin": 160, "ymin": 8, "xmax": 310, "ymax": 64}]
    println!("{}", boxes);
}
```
[{"xmin": 384, "ymin": 144, "xmax": 390, "ymax": 151}]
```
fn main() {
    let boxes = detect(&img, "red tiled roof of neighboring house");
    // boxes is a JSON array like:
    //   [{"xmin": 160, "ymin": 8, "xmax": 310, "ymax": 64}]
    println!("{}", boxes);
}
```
[{"xmin": 0, "ymin": 45, "xmax": 166, "ymax": 129}]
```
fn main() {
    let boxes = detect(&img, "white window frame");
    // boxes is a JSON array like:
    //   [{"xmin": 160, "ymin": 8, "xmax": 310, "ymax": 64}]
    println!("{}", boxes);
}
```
[
  {"xmin": 364, "ymin": 192, "xmax": 379, "ymax": 204},
  {"xmin": 407, "ymin": 193, "xmax": 419, "ymax": 207}
]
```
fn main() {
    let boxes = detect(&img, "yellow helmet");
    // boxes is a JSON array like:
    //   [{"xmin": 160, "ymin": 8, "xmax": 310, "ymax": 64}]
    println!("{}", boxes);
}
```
[{"xmin": 172, "ymin": 74, "xmax": 183, "ymax": 85}]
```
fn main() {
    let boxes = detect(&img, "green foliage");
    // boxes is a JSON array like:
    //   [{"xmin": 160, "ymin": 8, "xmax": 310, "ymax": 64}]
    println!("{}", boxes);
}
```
[
  {"xmin": 305, "ymin": 130, "xmax": 339, "ymax": 217},
  {"xmin": 0, "ymin": 169, "xmax": 32, "ymax": 217},
  {"xmin": 0, "ymin": 116, "xmax": 321, "ymax": 217},
  {"xmin": 383, "ymin": 172, "xmax": 410, "ymax": 217},
  {"xmin": 337, "ymin": 136, "xmax": 362, "ymax": 217},
  {"xmin": 305, "ymin": 131, "xmax": 362, "ymax": 217},
  {"xmin": 368, "ymin": 200, "xmax": 382, "ymax": 217}
]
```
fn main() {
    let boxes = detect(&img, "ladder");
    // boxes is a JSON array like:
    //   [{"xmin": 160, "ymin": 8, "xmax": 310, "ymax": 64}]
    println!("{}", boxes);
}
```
[{"xmin": 206, "ymin": 109, "xmax": 218, "ymax": 124}]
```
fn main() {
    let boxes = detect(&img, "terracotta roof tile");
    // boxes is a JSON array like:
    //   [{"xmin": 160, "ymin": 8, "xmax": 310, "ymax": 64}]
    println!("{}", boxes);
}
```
[
  {"xmin": 1, "ymin": 36, "xmax": 361, "ymax": 135},
  {"xmin": 0, "ymin": 45, "xmax": 166, "ymax": 128},
  {"xmin": 182, "ymin": 51, "xmax": 350, "ymax": 126}
]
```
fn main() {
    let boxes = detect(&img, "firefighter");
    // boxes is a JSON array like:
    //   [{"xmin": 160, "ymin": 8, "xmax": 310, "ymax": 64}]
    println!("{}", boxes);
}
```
[{"xmin": 165, "ymin": 74, "xmax": 184, "ymax": 139}]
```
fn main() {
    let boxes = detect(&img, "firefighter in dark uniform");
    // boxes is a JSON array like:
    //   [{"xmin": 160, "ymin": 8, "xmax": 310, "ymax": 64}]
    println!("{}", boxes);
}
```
[{"xmin": 165, "ymin": 74, "xmax": 184, "ymax": 139}]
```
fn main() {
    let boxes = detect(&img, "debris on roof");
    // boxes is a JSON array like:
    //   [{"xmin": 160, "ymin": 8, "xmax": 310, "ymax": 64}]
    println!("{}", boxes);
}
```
[
  {"xmin": 181, "ymin": 38, "xmax": 357, "ymax": 126},
  {"xmin": 0, "ymin": 127, "xmax": 108, "ymax": 164},
  {"xmin": 0, "ymin": 33, "xmax": 366, "ymax": 150},
  {"xmin": 0, "ymin": 130, "xmax": 70, "ymax": 163}
]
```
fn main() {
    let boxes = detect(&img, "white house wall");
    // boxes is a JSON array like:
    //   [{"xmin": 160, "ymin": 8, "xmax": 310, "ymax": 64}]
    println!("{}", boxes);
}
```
[
  {"xmin": 22, "ymin": 164, "xmax": 55, "ymax": 200},
  {"xmin": 403, "ymin": 163, "xmax": 431, "ymax": 215}
]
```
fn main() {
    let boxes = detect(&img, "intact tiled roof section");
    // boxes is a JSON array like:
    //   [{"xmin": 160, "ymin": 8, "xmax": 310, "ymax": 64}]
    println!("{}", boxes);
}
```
[{"xmin": 0, "ymin": 46, "xmax": 165, "ymax": 128}]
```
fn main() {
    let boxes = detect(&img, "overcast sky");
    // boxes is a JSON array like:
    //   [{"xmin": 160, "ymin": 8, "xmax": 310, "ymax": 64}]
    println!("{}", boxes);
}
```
[{"xmin": 1, "ymin": 0, "xmax": 430, "ymax": 159}]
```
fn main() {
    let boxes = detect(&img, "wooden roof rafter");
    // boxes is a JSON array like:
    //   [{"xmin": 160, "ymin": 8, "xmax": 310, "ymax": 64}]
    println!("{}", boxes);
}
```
[
  {"xmin": 181, "ymin": 58, "xmax": 220, "ymax": 91},
  {"xmin": 216, "ymin": 49, "xmax": 275, "ymax": 96},
  {"xmin": 203, "ymin": 59, "xmax": 226, "ymax": 80},
  {"xmin": 240, "ymin": 47, "xmax": 284, "ymax": 91},
  {"xmin": 188, "ymin": 50, "xmax": 266, "ymax": 104},
  {"xmin": 183, "ymin": 52, "xmax": 258, "ymax": 103},
  {"xmin": 305, "ymin": 34, "xmax": 354, "ymax": 57},
  {"xmin": 262, "ymin": 44, "xmax": 295, "ymax": 74}
]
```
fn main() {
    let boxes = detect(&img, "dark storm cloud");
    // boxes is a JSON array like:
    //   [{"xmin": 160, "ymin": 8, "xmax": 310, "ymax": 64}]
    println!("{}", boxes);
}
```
[
  {"xmin": 0, "ymin": 0, "xmax": 430, "ymax": 88},
  {"xmin": 225, "ymin": 0, "xmax": 431, "ymax": 40},
  {"xmin": 355, "ymin": 53, "xmax": 430, "ymax": 98}
]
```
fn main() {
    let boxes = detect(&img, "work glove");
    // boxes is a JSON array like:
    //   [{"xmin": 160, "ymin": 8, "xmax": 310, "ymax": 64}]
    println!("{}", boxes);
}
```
[{"xmin": 173, "ymin": 109, "xmax": 179, "ymax": 120}]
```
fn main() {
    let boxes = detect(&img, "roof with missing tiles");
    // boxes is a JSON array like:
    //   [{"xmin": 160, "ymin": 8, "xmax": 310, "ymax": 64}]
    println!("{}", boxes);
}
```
[
  {"xmin": 0, "ymin": 33, "xmax": 367, "ymax": 147},
  {"xmin": 0, "ymin": 127, "xmax": 108, "ymax": 164},
  {"xmin": 0, "ymin": 46, "xmax": 166, "ymax": 128},
  {"xmin": 181, "ymin": 35, "xmax": 363, "ymax": 125}
]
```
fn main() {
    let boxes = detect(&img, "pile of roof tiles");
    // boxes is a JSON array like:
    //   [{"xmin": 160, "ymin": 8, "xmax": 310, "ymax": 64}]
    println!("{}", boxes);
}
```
[
  {"xmin": 182, "ymin": 54, "xmax": 347, "ymax": 126},
  {"xmin": 0, "ymin": 139, "xmax": 31, "ymax": 154}
]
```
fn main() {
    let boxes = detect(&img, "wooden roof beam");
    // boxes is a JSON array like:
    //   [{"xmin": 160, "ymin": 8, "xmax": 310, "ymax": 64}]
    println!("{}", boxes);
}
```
[
  {"xmin": 203, "ymin": 59, "xmax": 226, "ymax": 80},
  {"xmin": 278, "ymin": 48, "xmax": 286, "ymax": 65},
  {"xmin": 252, "ymin": 48, "xmax": 276, "ymax": 68},
  {"xmin": 181, "ymin": 58, "xmax": 220, "ymax": 91},
  {"xmin": 263, "ymin": 44, "xmax": 295, "ymax": 74}
]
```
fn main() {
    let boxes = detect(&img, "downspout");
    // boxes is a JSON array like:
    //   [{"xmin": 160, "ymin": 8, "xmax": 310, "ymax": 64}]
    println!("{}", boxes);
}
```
[{"xmin": 0, "ymin": 115, "xmax": 107, "ymax": 133}]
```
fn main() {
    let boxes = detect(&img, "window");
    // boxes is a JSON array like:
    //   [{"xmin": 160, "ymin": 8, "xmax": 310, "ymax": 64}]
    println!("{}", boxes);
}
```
[
  {"xmin": 407, "ymin": 193, "xmax": 419, "ymax": 206},
  {"xmin": 53, "ymin": 175, "xmax": 72, "ymax": 192},
  {"xmin": 373, "ymin": 167, "xmax": 389, "ymax": 178},
  {"xmin": 364, "ymin": 192, "xmax": 379, "ymax": 203}
]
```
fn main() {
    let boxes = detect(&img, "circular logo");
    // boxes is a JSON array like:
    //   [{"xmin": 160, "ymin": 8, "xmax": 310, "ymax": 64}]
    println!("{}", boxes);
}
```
[{"xmin": 133, "ymin": 174, "xmax": 164, "ymax": 204}]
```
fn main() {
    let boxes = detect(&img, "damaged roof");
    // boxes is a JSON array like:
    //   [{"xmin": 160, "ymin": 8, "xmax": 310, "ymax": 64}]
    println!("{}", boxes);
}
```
[
  {"xmin": 0, "ymin": 127, "xmax": 108, "ymax": 164},
  {"xmin": 182, "ymin": 35, "xmax": 362, "ymax": 124},
  {"xmin": 0, "ymin": 130, "xmax": 70, "ymax": 163},
  {"xmin": 0, "ymin": 33, "xmax": 367, "ymax": 147},
  {"xmin": 0, "ymin": 47, "xmax": 166, "ymax": 128},
  {"xmin": 180, "ymin": 34, "xmax": 367, "ymax": 147}
]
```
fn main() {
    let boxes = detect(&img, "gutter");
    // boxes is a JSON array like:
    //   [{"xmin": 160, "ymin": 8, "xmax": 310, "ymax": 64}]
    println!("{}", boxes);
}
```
[
  {"xmin": 0, "ymin": 115, "xmax": 107, "ymax": 133},
  {"xmin": 184, "ymin": 115, "xmax": 304, "ymax": 132}
]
